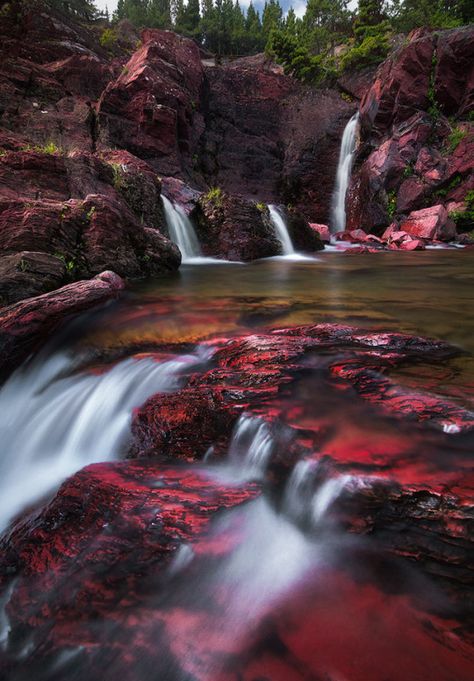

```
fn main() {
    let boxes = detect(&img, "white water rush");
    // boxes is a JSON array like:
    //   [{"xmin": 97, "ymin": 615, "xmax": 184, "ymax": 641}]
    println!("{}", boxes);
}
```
[
  {"xmin": 331, "ymin": 112, "xmax": 359, "ymax": 234},
  {"xmin": 162, "ymin": 195, "xmax": 202, "ymax": 261},
  {"xmin": 0, "ymin": 346, "xmax": 210, "ymax": 532},
  {"xmin": 268, "ymin": 204, "xmax": 295, "ymax": 255}
]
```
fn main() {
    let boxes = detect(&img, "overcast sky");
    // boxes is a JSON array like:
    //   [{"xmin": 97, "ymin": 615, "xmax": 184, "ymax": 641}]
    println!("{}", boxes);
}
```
[{"xmin": 96, "ymin": 0, "xmax": 309, "ymax": 18}]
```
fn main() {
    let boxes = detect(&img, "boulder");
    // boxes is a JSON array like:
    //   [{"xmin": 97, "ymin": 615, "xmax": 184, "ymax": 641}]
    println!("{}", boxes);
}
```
[
  {"xmin": 309, "ymin": 223, "xmax": 331, "ymax": 243},
  {"xmin": 0, "ymin": 271, "xmax": 124, "ymax": 381},
  {"xmin": 194, "ymin": 192, "xmax": 281, "ymax": 261},
  {"xmin": 286, "ymin": 211, "xmax": 324, "ymax": 251},
  {"xmin": 400, "ymin": 205, "xmax": 456, "ymax": 241}
]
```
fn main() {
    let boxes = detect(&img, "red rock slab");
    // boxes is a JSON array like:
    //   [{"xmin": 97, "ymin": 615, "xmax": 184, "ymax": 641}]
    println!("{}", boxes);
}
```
[
  {"xmin": 0, "ymin": 270, "xmax": 124, "ymax": 381},
  {"xmin": 0, "ymin": 459, "xmax": 259, "ymax": 643}
]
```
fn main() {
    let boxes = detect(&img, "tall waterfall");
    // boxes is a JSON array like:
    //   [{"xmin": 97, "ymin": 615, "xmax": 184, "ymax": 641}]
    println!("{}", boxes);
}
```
[
  {"xmin": 268, "ymin": 204, "xmax": 295, "ymax": 255},
  {"xmin": 162, "ymin": 195, "xmax": 201, "ymax": 261},
  {"xmin": 0, "ymin": 346, "xmax": 210, "ymax": 532},
  {"xmin": 331, "ymin": 112, "xmax": 359, "ymax": 234}
]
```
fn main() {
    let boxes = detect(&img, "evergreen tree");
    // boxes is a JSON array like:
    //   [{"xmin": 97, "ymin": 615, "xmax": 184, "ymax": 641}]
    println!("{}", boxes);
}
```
[
  {"xmin": 148, "ymin": 0, "xmax": 172, "ymax": 28},
  {"xmin": 262, "ymin": 0, "xmax": 283, "ymax": 41}
]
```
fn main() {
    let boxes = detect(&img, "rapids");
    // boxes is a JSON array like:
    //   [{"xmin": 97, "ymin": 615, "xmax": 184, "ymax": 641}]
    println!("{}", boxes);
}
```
[{"xmin": 0, "ymin": 251, "xmax": 473, "ymax": 680}]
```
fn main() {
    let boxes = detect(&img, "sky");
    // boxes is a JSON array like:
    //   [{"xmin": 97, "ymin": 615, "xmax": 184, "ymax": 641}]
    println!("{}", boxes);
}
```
[{"xmin": 95, "ymin": 0, "xmax": 309, "ymax": 18}]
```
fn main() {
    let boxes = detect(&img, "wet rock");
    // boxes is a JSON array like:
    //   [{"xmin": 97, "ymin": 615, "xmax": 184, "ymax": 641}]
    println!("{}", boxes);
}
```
[
  {"xmin": 194, "ymin": 192, "xmax": 281, "ymax": 261},
  {"xmin": 286, "ymin": 211, "xmax": 324, "ymax": 252},
  {"xmin": 399, "ymin": 205, "xmax": 456, "ymax": 241},
  {"xmin": 131, "ymin": 386, "xmax": 238, "ymax": 460},
  {"xmin": 0, "ymin": 271, "xmax": 124, "ymax": 381},
  {"xmin": 0, "ymin": 459, "xmax": 259, "ymax": 672}
]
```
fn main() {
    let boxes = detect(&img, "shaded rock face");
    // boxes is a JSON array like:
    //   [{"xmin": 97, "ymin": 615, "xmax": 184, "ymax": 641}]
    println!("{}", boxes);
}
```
[
  {"xmin": 98, "ymin": 30, "xmax": 205, "ymax": 176},
  {"xmin": 0, "ymin": 270, "xmax": 124, "ymax": 381},
  {"xmin": 347, "ymin": 26, "xmax": 474, "ymax": 237},
  {"xmin": 199, "ymin": 55, "xmax": 354, "ymax": 221},
  {"xmin": 194, "ymin": 192, "xmax": 282, "ymax": 261}
]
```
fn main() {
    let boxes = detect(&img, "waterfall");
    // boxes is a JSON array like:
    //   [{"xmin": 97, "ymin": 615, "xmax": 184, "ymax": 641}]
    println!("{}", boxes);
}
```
[
  {"xmin": 331, "ymin": 112, "xmax": 359, "ymax": 234},
  {"xmin": 162, "ymin": 195, "xmax": 201, "ymax": 261},
  {"xmin": 228, "ymin": 414, "xmax": 274, "ymax": 479},
  {"xmin": 268, "ymin": 204, "xmax": 295, "ymax": 255},
  {"xmin": 283, "ymin": 459, "xmax": 357, "ymax": 529},
  {"xmin": 0, "ymin": 346, "xmax": 211, "ymax": 533}
]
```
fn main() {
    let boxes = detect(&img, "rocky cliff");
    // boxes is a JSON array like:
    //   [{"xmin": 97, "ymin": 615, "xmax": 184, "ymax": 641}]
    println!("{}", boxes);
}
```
[{"xmin": 347, "ymin": 26, "xmax": 474, "ymax": 242}]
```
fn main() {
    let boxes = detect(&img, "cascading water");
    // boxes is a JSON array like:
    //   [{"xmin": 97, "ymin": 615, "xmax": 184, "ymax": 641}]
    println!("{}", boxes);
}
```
[
  {"xmin": 268, "ymin": 204, "xmax": 295, "ymax": 255},
  {"xmin": 0, "ymin": 346, "xmax": 211, "ymax": 532},
  {"xmin": 331, "ymin": 112, "xmax": 359, "ymax": 234},
  {"xmin": 227, "ymin": 413, "xmax": 274, "ymax": 480},
  {"xmin": 161, "ymin": 195, "xmax": 202, "ymax": 261}
]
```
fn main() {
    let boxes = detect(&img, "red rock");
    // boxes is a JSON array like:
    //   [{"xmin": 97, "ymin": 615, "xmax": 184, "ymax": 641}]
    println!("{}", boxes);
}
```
[
  {"xmin": 398, "ymin": 238, "xmax": 425, "ymax": 251},
  {"xmin": 414, "ymin": 146, "xmax": 446, "ymax": 184},
  {"xmin": 400, "ymin": 205, "xmax": 456, "ymax": 241},
  {"xmin": 98, "ymin": 30, "xmax": 204, "ymax": 175},
  {"xmin": 360, "ymin": 31, "xmax": 435, "ymax": 134},
  {"xmin": 309, "ymin": 223, "xmax": 330, "ymax": 243},
  {"xmin": 0, "ymin": 271, "xmax": 124, "ymax": 380},
  {"xmin": 396, "ymin": 176, "xmax": 426, "ymax": 213},
  {"xmin": 434, "ymin": 27, "xmax": 474, "ymax": 116}
]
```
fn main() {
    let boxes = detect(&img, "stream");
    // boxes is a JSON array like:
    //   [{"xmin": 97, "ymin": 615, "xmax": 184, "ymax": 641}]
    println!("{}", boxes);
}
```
[{"xmin": 0, "ymin": 251, "xmax": 473, "ymax": 680}]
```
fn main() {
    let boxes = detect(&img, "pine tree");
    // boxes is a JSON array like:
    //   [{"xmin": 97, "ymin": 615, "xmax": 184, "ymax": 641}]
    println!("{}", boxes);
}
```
[{"xmin": 148, "ymin": 0, "xmax": 172, "ymax": 28}]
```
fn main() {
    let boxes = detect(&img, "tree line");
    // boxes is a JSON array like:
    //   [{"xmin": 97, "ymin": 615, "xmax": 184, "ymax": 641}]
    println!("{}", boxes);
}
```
[{"xmin": 34, "ymin": 0, "xmax": 474, "ymax": 79}]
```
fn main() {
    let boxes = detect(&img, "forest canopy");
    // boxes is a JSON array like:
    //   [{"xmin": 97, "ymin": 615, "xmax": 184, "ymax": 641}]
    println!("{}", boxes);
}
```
[{"xmin": 32, "ymin": 0, "xmax": 474, "ymax": 81}]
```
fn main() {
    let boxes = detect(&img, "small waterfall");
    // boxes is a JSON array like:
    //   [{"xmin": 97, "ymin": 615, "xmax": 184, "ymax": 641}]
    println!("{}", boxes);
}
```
[
  {"xmin": 0, "ymin": 346, "xmax": 211, "ymax": 532},
  {"xmin": 331, "ymin": 112, "xmax": 359, "ymax": 234},
  {"xmin": 161, "ymin": 195, "xmax": 201, "ymax": 261},
  {"xmin": 227, "ymin": 414, "xmax": 274, "ymax": 480},
  {"xmin": 268, "ymin": 204, "xmax": 295, "ymax": 255},
  {"xmin": 283, "ymin": 459, "xmax": 356, "ymax": 529}
]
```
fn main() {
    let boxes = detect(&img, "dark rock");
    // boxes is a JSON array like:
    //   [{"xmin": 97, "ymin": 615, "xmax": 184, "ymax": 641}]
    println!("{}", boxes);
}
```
[
  {"xmin": 194, "ymin": 192, "xmax": 281, "ymax": 261},
  {"xmin": 0, "ymin": 251, "xmax": 66, "ymax": 306}
]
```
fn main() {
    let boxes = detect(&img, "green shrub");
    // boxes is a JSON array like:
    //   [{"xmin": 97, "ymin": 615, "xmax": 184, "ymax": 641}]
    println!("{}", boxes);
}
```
[
  {"xmin": 100, "ymin": 28, "xmax": 118, "ymax": 51},
  {"xmin": 21, "ymin": 141, "xmax": 62, "ymax": 155},
  {"xmin": 449, "ymin": 190, "xmax": 474, "ymax": 231},
  {"xmin": 204, "ymin": 187, "xmax": 224, "ymax": 206},
  {"xmin": 340, "ymin": 27, "xmax": 390, "ymax": 72},
  {"xmin": 386, "ymin": 189, "xmax": 397, "ymax": 219}
]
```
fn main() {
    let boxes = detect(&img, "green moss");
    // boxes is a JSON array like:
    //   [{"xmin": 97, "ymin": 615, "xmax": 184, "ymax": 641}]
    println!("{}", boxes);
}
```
[
  {"xmin": 402, "ymin": 164, "xmax": 414, "ymax": 179},
  {"xmin": 53, "ymin": 252, "xmax": 77, "ymax": 278},
  {"xmin": 427, "ymin": 49, "xmax": 440, "ymax": 121},
  {"xmin": 21, "ymin": 141, "xmax": 62, "ymax": 155},
  {"xmin": 445, "ymin": 126, "xmax": 468, "ymax": 154},
  {"xmin": 256, "ymin": 202, "xmax": 267, "ymax": 212},
  {"xmin": 204, "ymin": 187, "xmax": 224, "ymax": 207},
  {"xmin": 85, "ymin": 206, "xmax": 96, "ymax": 222}
]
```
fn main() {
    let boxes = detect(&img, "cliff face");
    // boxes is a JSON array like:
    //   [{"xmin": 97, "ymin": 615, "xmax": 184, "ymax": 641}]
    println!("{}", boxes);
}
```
[
  {"xmin": 0, "ymin": 3, "xmax": 351, "ymax": 309},
  {"xmin": 347, "ymin": 26, "xmax": 474, "ymax": 240}
]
